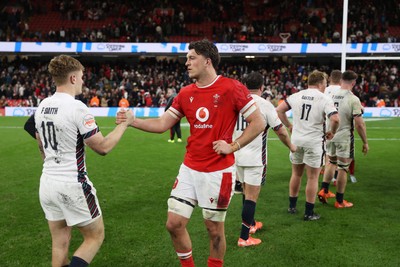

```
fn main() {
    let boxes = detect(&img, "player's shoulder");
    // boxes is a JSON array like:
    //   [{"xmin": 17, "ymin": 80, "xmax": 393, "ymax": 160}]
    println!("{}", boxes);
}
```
[
  {"xmin": 254, "ymin": 95, "xmax": 273, "ymax": 108},
  {"xmin": 177, "ymin": 84, "xmax": 195, "ymax": 96},
  {"xmin": 219, "ymin": 76, "xmax": 246, "ymax": 89}
]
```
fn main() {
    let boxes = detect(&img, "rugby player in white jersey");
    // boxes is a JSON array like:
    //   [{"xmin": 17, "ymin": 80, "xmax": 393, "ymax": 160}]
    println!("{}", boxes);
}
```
[
  {"xmin": 321, "ymin": 69, "xmax": 343, "ymax": 195},
  {"xmin": 234, "ymin": 71, "xmax": 296, "ymax": 246},
  {"xmin": 318, "ymin": 70, "xmax": 368, "ymax": 208},
  {"xmin": 35, "ymin": 55, "xmax": 134, "ymax": 267},
  {"xmin": 276, "ymin": 70, "xmax": 339, "ymax": 221}
]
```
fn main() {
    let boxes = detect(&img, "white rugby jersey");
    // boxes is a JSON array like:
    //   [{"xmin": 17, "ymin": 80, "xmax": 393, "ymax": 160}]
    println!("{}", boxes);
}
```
[
  {"xmin": 233, "ymin": 94, "xmax": 282, "ymax": 166},
  {"xmin": 286, "ymin": 88, "xmax": 337, "ymax": 148},
  {"xmin": 325, "ymin": 85, "xmax": 341, "ymax": 96},
  {"xmin": 328, "ymin": 88, "xmax": 363, "ymax": 142},
  {"xmin": 35, "ymin": 92, "xmax": 99, "ymax": 180}
]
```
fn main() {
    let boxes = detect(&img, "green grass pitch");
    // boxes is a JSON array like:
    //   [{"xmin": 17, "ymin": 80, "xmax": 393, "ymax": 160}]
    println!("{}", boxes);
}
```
[{"xmin": 1, "ymin": 116, "xmax": 399, "ymax": 266}]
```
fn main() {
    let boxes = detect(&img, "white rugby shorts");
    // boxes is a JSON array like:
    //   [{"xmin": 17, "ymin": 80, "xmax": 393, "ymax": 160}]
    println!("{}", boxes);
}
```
[
  {"xmin": 326, "ymin": 140, "xmax": 353, "ymax": 159},
  {"xmin": 39, "ymin": 174, "xmax": 102, "ymax": 227},
  {"xmin": 290, "ymin": 145, "xmax": 325, "ymax": 168},
  {"xmin": 170, "ymin": 164, "xmax": 236, "ymax": 210},
  {"xmin": 236, "ymin": 165, "xmax": 263, "ymax": 186}
]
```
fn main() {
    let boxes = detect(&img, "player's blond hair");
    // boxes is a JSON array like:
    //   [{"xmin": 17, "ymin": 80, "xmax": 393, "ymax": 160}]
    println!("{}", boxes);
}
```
[
  {"xmin": 308, "ymin": 70, "xmax": 328, "ymax": 87},
  {"xmin": 48, "ymin": 55, "xmax": 84, "ymax": 86}
]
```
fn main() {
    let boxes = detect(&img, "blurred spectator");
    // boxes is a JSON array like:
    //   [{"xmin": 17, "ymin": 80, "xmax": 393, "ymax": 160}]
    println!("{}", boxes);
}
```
[
  {"xmin": 0, "ymin": 56, "xmax": 398, "ymax": 108},
  {"xmin": 89, "ymin": 95, "xmax": 100, "ymax": 107},
  {"xmin": 1, "ymin": 0, "xmax": 399, "ymax": 43}
]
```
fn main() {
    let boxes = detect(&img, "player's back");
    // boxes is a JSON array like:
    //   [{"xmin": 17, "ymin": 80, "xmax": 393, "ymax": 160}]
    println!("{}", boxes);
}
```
[
  {"xmin": 233, "ymin": 94, "xmax": 280, "ymax": 166},
  {"xmin": 287, "ymin": 88, "xmax": 335, "ymax": 147},
  {"xmin": 325, "ymin": 85, "xmax": 340, "ymax": 97},
  {"xmin": 35, "ymin": 92, "xmax": 93, "ymax": 179},
  {"xmin": 329, "ymin": 88, "xmax": 363, "ymax": 142}
]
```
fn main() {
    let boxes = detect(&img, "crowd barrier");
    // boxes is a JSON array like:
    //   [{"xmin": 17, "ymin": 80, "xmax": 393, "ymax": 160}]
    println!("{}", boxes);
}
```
[{"xmin": 4, "ymin": 107, "xmax": 400, "ymax": 118}]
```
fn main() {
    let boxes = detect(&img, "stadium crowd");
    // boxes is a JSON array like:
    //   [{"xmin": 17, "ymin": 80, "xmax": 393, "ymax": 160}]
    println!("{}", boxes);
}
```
[
  {"xmin": 1, "ymin": 56, "xmax": 399, "ymax": 109},
  {"xmin": 0, "ymin": 0, "xmax": 399, "ymax": 43},
  {"xmin": 1, "ymin": 0, "xmax": 399, "ymax": 109}
]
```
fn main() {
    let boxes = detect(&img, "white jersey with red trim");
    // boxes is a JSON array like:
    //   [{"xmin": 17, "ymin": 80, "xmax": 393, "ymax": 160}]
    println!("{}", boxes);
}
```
[
  {"xmin": 286, "ymin": 88, "xmax": 337, "ymax": 148},
  {"xmin": 168, "ymin": 75, "xmax": 255, "ymax": 172},
  {"xmin": 35, "ymin": 92, "xmax": 99, "ymax": 180},
  {"xmin": 233, "ymin": 94, "xmax": 282, "ymax": 166}
]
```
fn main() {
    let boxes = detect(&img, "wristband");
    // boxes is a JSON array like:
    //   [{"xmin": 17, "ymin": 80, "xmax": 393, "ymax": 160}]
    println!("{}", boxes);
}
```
[{"xmin": 230, "ymin": 141, "xmax": 241, "ymax": 153}]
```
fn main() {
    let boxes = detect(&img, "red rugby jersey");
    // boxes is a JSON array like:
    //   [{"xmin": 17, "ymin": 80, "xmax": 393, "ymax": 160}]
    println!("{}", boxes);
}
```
[{"xmin": 169, "ymin": 75, "xmax": 254, "ymax": 172}]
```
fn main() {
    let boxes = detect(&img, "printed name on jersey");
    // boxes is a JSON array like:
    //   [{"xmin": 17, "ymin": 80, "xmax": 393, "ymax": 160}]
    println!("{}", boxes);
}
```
[
  {"xmin": 301, "ymin": 95, "xmax": 314, "ymax": 100},
  {"xmin": 83, "ymin": 114, "xmax": 96, "ymax": 128},
  {"xmin": 41, "ymin": 107, "xmax": 59, "ymax": 114}
]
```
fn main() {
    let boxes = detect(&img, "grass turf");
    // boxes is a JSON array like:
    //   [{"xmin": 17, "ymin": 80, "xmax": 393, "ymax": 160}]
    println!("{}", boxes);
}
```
[{"xmin": 0, "ymin": 117, "xmax": 399, "ymax": 266}]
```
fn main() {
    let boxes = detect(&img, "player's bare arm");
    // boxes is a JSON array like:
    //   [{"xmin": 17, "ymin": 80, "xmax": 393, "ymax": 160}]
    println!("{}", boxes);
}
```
[
  {"xmin": 85, "ymin": 110, "xmax": 134, "ymax": 156},
  {"xmin": 235, "ymin": 106, "xmax": 266, "ymax": 146},
  {"xmin": 213, "ymin": 105, "xmax": 265, "ymax": 155},
  {"xmin": 354, "ymin": 116, "xmax": 369, "ymax": 155},
  {"xmin": 276, "ymin": 102, "xmax": 292, "ymax": 132},
  {"xmin": 117, "ymin": 109, "xmax": 178, "ymax": 133},
  {"xmin": 326, "ymin": 113, "xmax": 340, "ymax": 140},
  {"xmin": 36, "ymin": 133, "xmax": 45, "ymax": 161},
  {"xmin": 274, "ymin": 126, "xmax": 297, "ymax": 153}
]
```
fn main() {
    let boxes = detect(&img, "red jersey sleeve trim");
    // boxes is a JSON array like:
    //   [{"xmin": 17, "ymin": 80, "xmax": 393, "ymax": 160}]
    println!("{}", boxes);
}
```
[
  {"xmin": 168, "ymin": 107, "xmax": 183, "ymax": 119},
  {"xmin": 240, "ymin": 100, "xmax": 256, "ymax": 118}
]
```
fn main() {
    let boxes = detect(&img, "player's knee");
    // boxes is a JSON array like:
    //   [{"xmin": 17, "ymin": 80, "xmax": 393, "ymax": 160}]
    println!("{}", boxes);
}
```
[
  {"xmin": 337, "ymin": 160, "xmax": 350, "ymax": 173},
  {"xmin": 329, "ymin": 159, "xmax": 338, "ymax": 165},
  {"xmin": 202, "ymin": 209, "xmax": 227, "ymax": 222},
  {"xmin": 167, "ymin": 196, "xmax": 195, "ymax": 225}
]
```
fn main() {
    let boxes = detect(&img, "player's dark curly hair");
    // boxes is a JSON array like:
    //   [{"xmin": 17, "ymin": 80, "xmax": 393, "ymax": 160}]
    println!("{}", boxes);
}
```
[
  {"xmin": 188, "ymin": 39, "xmax": 220, "ymax": 70},
  {"xmin": 342, "ymin": 70, "xmax": 358, "ymax": 82},
  {"xmin": 244, "ymin": 71, "xmax": 264, "ymax": 90}
]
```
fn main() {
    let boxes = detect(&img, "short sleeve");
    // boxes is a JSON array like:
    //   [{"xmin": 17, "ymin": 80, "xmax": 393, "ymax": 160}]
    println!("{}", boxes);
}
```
[
  {"xmin": 324, "ymin": 96, "xmax": 338, "ymax": 117},
  {"xmin": 263, "ymin": 101, "xmax": 282, "ymax": 129},
  {"xmin": 75, "ymin": 102, "xmax": 99, "ymax": 139},
  {"xmin": 352, "ymin": 96, "xmax": 364, "ymax": 117},
  {"xmin": 234, "ymin": 81, "xmax": 254, "ymax": 114}
]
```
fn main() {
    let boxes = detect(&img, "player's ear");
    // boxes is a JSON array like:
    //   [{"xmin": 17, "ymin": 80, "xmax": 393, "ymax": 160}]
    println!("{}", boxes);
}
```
[{"xmin": 70, "ymin": 74, "xmax": 76, "ymax": 84}]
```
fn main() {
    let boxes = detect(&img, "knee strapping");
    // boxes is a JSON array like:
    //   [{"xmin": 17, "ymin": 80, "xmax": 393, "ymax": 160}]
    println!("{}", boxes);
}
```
[
  {"xmin": 329, "ymin": 159, "xmax": 338, "ymax": 165},
  {"xmin": 167, "ymin": 196, "xmax": 195, "ymax": 219},
  {"xmin": 202, "ymin": 209, "xmax": 227, "ymax": 222},
  {"xmin": 337, "ymin": 161, "xmax": 350, "ymax": 173}
]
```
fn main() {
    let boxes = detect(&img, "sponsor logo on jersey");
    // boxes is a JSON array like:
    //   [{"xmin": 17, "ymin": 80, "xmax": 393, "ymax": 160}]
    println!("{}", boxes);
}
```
[
  {"xmin": 196, "ymin": 107, "xmax": 209, "ymax": 122},
  {"xmin": 83, "ymin": 114, "xmax": 96, "ymax": 128},
  {"xmin": 194, "ymin": 107, "xmax": 213, "ymax": 128},
  {"xmin": 190, "ymin": 96, "xmax": 194, "ymax": 103}
]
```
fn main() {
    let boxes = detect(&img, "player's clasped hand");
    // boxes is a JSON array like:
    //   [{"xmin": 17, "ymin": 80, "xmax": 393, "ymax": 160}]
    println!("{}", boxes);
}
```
[
  {"xmin": 212, "ymin": 140, "xmax": 232, "ymax": 155},
  {"xmin": 325, "ymin": 131, "xmax": 334, "ymax": 140},
  {"xmin": 116, "ymin": 109, "xmax": 135, "ymax": 126}
]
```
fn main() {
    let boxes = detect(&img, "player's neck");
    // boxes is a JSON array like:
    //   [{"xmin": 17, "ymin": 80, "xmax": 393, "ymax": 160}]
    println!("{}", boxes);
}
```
[
  {"xmin": 249, "ymin": 89, "xmax": 261, "ymax": 96},
  {"xmin": 56, "ymin": 85, "xmax": 76, "ymax": 97},
  {"xmin": 195, "ymin": 72, "xmax": 218, "ymax": 87}
]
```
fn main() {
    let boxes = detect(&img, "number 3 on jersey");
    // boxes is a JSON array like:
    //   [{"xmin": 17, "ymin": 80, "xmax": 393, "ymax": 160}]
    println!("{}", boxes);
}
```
[{"xmin": 40, "ymin": 121, "xmax": 58, "ymax": 150}]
